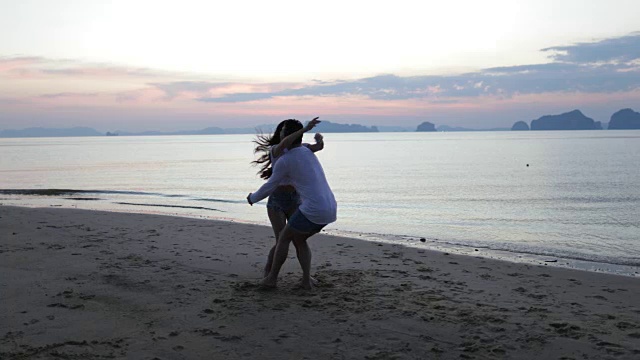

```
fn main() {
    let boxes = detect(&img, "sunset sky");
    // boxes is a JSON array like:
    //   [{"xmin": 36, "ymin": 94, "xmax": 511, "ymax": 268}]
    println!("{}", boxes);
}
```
[{"xmin": 1, "ymin": 0, "xmax": 639, "ymax": 131}]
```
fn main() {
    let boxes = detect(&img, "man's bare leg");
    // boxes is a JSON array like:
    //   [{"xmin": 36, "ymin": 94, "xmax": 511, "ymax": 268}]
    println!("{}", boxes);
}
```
[
  {"xmin": 281, "ymin": 207, "xmax": 319, "ymax": 285},
  {"xmin": 292, "ymin": 231, "xmax": 314, "ymax": 289}
]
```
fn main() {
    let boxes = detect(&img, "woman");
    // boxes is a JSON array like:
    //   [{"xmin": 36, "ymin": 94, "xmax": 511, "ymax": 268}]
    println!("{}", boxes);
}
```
[{"xmin": 252, "ymin": 117, "xmax": 323, "ymax": 277}]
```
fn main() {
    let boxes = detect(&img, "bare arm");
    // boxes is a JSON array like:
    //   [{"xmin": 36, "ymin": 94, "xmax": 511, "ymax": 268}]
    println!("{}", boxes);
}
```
[
  {"xmin": 271, "ymin": 117, "xmax": 320, "ymax": 158},
  {"xmin": 305, "ymin": 133, "xmax": 324, "ymax": 152},
  {"xmin": 248, "ymin": 158, "xmax": 288, "ymax": 205}
]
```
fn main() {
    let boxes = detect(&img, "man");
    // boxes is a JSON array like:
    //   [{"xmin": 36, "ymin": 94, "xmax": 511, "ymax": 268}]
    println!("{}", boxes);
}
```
[{"xmin": 247, "ymin": 118, "xmax": 337, "ymax": 289}]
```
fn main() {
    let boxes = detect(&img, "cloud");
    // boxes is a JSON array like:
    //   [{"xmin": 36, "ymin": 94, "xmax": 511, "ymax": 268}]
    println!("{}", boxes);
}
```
[
  {"xmin": 148, "ymin": 81, "xmax": 231, "ymax": 100},
  {"xmin": 40, "ymin": 92, "xmax": 99, "ymax": 99},
  {"xmin": 0, "ymin": 57, "xmax": 45, "ymax": 71},
  {"xmin": 3, "ymin": 32, "xmax": 640, "ymax": 118},
  {"xmin": 0, "ymin": 56, "xmax": 185, "ymax": 80},
  {"xmin": 542, "ymin": 32, "xmax": 640, "ymax": 64},
  {"xmin": 0, "ymin": 97, "xmax": 25, "ymax": 105},
  {"xmin": 42, "ymin": 67, "xmax": 161, "ymax": 78},
  {"xmin": 193, "ymin": 32, "xmax": 640, "ymax": 103}
]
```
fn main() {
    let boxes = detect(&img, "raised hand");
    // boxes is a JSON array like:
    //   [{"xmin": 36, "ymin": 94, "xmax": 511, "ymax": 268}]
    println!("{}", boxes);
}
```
[
  {"xmin": 314, "ymin": 133, "xmax": 324, "ymax": 142},
  {"xmin": 303, "ymin": 117, "xmax": 321, "ymax": 132}
]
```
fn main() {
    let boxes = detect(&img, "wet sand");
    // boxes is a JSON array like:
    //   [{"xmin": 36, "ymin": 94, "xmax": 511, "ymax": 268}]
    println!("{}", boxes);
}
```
[{"xmin": 1, "ymin": 206, "xmax": 639, "ymax": 359}]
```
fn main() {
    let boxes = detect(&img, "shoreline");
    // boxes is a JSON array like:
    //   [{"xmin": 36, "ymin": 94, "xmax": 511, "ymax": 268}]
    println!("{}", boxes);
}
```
[
  {"xmin": 2, "ymin": 195, "xmax": 639, "ymax": 278},
  {"xmin": 2, "ymin": 206, "xmax": 640, "ymax": 359}
]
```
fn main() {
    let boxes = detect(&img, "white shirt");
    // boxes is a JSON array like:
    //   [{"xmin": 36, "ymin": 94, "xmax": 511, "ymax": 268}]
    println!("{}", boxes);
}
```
[
  {"xmin": 269, "ymin": 143, "xmax": 310, "ymax": 186},
  {"xmin": 270, "ymin": 143, "xmax": 310, "ymax": 164},
  {"xmin": 250, "ymin": 146, "xmax": 337, "ymax": 225}
]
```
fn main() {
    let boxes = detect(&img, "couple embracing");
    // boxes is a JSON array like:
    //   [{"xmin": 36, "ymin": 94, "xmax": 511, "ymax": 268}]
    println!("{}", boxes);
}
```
[{"xmin": 247, "ymin": 117, "xmax": 337, "ymax": 290}]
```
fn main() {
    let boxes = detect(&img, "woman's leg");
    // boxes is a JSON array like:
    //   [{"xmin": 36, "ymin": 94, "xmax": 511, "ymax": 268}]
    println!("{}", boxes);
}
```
[
  {"xmin": 261, "ymin": 224, "xmax": 301, "ymax": 288},
  {"xmin": 265, "ymin": 207, "xmax": 288, "ymax": 277}
]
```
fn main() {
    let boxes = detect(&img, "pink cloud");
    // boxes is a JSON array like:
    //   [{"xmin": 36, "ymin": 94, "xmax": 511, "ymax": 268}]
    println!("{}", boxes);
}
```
[
  {"xmin": 2, "ymin": 48, "xmax": 640, "ymax": 130},
  {"xmin": 0, "ymin": 57, "xmax": 44, "ymax": 72},
  {"xmin": 0, "ymin": 56, "xmax": 182, "ymax": 81}
]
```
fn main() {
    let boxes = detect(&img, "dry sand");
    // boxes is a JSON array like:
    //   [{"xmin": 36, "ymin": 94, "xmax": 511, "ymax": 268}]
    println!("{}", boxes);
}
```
[{"xmin": 1, "ymin": 206, "xmax": 639, "ymax": 359}]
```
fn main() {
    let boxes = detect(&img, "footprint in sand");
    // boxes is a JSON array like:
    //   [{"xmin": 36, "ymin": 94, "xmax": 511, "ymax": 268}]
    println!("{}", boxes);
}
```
[
  {"xmin": 549, "ymin": 323, "xmax": 583, "ymax": 339},
  {"xmin": 615, "ymin": 321, "xmax": 639, "ymax": 330},
  {"xmin": 527, "ymin": 293, "xmax": 547, "ymax": 300}
]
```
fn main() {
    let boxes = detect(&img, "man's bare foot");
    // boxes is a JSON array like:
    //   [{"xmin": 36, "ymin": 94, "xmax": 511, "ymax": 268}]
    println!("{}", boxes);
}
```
[
  {"xmin": 259, "ymin": 277, "xmax": 277, "ymax": 290},
  {"xmin": 300, "ymin": 276, "xmax": 319, "ymax": 286},
  {"xmin": 299, "ymin": 279, "xmax": 315, "ymax": 290}
]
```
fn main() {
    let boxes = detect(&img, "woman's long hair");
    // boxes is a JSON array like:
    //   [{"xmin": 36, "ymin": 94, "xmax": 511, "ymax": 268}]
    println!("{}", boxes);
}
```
[{"xmin": 251, "ymin": 119, "xmax": 299, "ymax": 179}]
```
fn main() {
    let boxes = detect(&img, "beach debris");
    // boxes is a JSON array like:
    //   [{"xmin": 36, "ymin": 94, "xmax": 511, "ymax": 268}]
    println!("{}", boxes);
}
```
[{"xmin": 419, "ymin": 238, "xmax": 426, "ymax": 242}]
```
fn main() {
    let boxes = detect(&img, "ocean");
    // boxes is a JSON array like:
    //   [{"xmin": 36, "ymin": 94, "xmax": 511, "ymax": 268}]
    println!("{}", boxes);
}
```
[{"xmin": 1, "ymin": 131, "xmax": 639, "ymax": 276}]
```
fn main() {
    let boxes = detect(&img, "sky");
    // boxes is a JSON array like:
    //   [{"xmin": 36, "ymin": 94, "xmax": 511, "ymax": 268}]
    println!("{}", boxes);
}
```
[{"xmin": 1, "ymin": 0, "xmax": 639, "ymax": 131}]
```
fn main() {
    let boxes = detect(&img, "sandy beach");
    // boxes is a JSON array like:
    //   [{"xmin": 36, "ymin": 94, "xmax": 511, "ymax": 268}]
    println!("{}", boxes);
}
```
[{"xmin": 1, "ymin": 206, "xmax": 639, "ymax": 359}]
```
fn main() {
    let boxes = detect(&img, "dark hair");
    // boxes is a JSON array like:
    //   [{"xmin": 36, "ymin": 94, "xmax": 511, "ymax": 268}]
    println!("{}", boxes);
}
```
[
  {"xmin": 251, "ymin": 119, "xmax": 301, "ymax": 179},
  {"xmin": 283, "ymin": 119, "xmax": 303, "ymax": 146}
]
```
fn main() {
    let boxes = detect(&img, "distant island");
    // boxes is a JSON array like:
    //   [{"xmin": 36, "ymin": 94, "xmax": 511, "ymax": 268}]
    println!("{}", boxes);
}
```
[
  {"xmin": 0, "ymin": 127, "xmax": 104, "ymax": 138},
  {"xmin": 416, "ymin": 122, "xmax": 436, "ymax": 132},
  {"xmin": 437, "ymin": 125, "xmax": 510, "ymax": 132},
  {"xmin": 0, "ymin": 121, "xmax": 378, "ymax": 138},
  {"xmin": 511, "ymin": 121, "xmax": 530, "ymax": 131},
  {"xmin": 530, "ymin": 110, "xmax": 601, "ymax": 130},
  {"xmin": 4, "ymin": 109, "xmax": 638, "ymax": 138},
  {"xmin": 314, "ymin": 121, "xmax": 378, "ymax": 133},
  {"xmin": 414, "ymin": 123, "xmax": 510, "ymax": 132},
  {"xmin": 608, "ymin": 108, "xmax": 640, "ymax": 129},
  {"xmin": 510, "ymin": 108, "xmax": 640, "ymax": 131}
]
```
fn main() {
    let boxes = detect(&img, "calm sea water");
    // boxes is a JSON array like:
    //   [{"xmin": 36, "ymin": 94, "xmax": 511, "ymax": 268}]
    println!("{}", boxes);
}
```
[{"xmin": 1, "ymin": 131, "xmax": 639, "ymax": 275}]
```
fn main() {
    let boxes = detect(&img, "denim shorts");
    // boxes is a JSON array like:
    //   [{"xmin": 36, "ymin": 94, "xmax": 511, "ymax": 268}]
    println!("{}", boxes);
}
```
[
  {"xmin": 266, "ymin": 188, "xmax": 301, "ymax": 214},
  {"xmin": 288, "ymin": 210, "xmax": 327, "ymax": 234}
]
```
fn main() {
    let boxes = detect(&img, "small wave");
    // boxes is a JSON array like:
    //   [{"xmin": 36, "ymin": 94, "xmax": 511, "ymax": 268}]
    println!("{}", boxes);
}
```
[
  {"xmin": 0, "ymin": 188, "xmax": 196, "ymax": 199},
  {"xmin": 114, "ymin": 202, "xmax": 225, "ymax": 212},
  {"xmin": 413, "ymin": 236, "xmax": 640, "ymax": 268},
  {"xmin": 192, "ymin": 197, "xmax": 245, "ymax": 204},
  {"xmin": 0, "ymin": 189, "xmax": 166, "ymax": 196},
  {"xmin": 328, "ymin": 228, "xmax": 640, "ymax": 268},
  {"xmin": 448, "ymin": 196, "xmax": 640, "ymax": 204}
]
